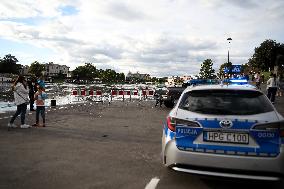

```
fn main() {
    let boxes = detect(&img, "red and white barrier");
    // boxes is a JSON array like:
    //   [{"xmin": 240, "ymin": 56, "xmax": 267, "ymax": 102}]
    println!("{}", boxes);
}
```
[
  {"xmin": 72, "ymin": 90, "xmax": 78, "ymax": 96},
  {"xmin": 81, "ymin": 89, "xmax": 86, "ymax": 96},
  {"xmin": 133, "ymin": 90, "xmax": 138, "ymax": 96},
  {"xmin": 142, "ymin": 90, "xmax": 154, "ymax": 98},
  {"xmin": 89, "ymin": 90, "xmax": 94, "ymax": 96},
  {"xmin": 71, "ymin": 88, "xmax": 155, "ymax": 102}
]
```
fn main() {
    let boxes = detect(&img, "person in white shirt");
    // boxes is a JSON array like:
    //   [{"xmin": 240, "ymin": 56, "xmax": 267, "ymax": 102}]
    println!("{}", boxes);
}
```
[
  {"xmin": 266, "ymin": 73, "xmax": 278, "ymax": 104},
  {"xmin": 8, "ymin": 75, "xmax": 30, "ymax": 129},
  {"xmin": 255, "ymin": 72, "xmax": 261, "ymax": 89}
]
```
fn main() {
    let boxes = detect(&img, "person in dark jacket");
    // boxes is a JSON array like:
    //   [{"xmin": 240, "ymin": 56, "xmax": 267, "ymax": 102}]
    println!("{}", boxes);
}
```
[
  {"xmin": 154, "ymin": 91, "xmax": 163, "ymax": 107},
  {"xmin": 27, "ymin": 79, "xmax": 36, "ymax": 111}
]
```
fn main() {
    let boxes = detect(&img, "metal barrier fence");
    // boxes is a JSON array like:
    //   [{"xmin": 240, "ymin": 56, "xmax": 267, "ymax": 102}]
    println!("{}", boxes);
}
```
[{"xmin": 71, "ymin": 88, "xmax": 155, "ymax": 102}]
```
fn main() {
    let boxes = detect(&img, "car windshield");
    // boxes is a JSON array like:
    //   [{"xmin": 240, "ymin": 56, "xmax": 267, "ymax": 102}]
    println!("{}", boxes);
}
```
[{"xmin": 179, "ymin": 89, "xmax": 274, "ymax": 115}]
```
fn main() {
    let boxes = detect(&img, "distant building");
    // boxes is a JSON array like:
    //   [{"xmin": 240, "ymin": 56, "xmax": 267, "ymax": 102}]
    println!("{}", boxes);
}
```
[
  {"xmin": 165, "ymin": 76, "xmax": 181, "ymax": 86},
  {"xmin": 45, "ymin": 62, "xmax": 70, "ymax": 77},
  {"xmin": 19, "ymin": 65, "xmax": 30, "ymax": 76},
  {"xmin": 126, "ymin": 71, "xmax": 150, "ymax": 82}
]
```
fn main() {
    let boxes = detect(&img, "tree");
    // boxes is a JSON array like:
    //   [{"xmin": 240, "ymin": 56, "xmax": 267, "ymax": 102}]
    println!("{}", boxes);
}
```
[
  {"xmin": 248, "ymin": 39, "xmax": 284, "ymax": 71},
  {"xmin": 72, "ymin": 63, "xmax": 125, "ymax": 83},
  {"xmin": 72, "ymin": 63, "xmax": 97, "ymax": 80},
  {"xmin": 0, "ymin": 54, "xmax": 20, "ymax": 74},
  {"xmin": 101, "ymin": 69, "xmax": 116, "ymax": 82},
  {"xmin": 116, "ymin": 72, "xmax": 125, "ymax": 82},
  {"xmin": 199, "ymin": 59, "xmax": 216, "ymax": 79},
  {"xmin": 29, "ymin": 61, "xmax": 45, "ymax": 77}
]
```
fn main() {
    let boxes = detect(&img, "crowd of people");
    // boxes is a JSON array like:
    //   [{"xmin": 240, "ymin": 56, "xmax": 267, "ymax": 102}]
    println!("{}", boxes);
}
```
[
  {"xmin": 223, "ymin": 71, "xmax": 283, "ymax": 104},
  {"xmin": 250, "ymin": 71, "xmax": 283, "ymax": 104},
  {"xmin": 7, "ymin": 75, "xmax": 47, "ymax": 129}
]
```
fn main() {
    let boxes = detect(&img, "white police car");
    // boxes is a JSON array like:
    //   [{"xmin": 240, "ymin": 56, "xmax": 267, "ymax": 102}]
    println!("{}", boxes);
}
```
[{"xmin": 162, "ymin": 84, "xmax": 284, "ymax": 181}]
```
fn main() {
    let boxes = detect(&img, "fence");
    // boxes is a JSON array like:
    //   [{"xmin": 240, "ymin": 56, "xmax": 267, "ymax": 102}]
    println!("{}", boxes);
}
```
[{"xmin": 71, "ymin": 88, "xmax": 155, "ymax": 102}]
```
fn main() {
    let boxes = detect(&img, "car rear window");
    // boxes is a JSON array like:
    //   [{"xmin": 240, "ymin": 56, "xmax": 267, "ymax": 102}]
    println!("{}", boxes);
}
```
[{"xmin": 179, "ymin": 89, "xmax": 274, "ymax": 115}]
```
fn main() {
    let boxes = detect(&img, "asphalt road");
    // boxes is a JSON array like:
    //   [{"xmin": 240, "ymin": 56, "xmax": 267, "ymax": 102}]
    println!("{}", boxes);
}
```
[{"xmin": 0, "ymin": 97, "xmax": 283, "ymax": 189}]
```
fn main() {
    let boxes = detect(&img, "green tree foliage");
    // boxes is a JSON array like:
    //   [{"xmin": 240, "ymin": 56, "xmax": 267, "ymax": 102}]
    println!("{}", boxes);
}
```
[
  {"xmin": 29, "ymin": 61, "xmax": 45, "ymax": 77},
  {"xmin": 72, "ymin": 63, "xmax": 125, "ymax": 83},
  {"xmin": 0, "ymin": 54, "xmax": 20, "ymax": 74},
  {"xmin": 248, "ymin": 39, "xmax": 284, "ymax": 71},
  {"xmin": 72, "ymin": 63, "xmax": 97, "ymax": 80},
  {"xmin": 199, "ymin": 59, "xmax": 216, "ymax": 79},
  {"xmin": 116, "ymin": 73, "xmax": 125, "ymax": 82}
]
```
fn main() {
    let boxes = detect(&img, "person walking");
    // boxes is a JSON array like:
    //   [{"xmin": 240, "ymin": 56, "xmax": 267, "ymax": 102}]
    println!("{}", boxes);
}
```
[
  {"xmin": 276, "ymin": 75, "xmax": 283, "ymax": 97},
  {"xmin": 267, "ymin": 73, "xmax": 278, "ymax": 104},
  {"xmin": 8, "ymin": 75, "xmax": 30, "ymax": 129},
  {"xmin": 33, "ymin": 86, "xmax": 48, "ymax": 127},
  {"xmin": 255, "ymin": 72, "xmax": 261, "ymax": 89},
  {"xmin": 154, "ymin": 91, "xmax": 163, "ymax": 107}
]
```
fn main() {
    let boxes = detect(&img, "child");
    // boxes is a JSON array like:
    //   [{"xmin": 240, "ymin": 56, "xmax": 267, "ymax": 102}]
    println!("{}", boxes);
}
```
[{"xmin": 33, "ymin": 86, "xmax": 48, "ymax": 127}]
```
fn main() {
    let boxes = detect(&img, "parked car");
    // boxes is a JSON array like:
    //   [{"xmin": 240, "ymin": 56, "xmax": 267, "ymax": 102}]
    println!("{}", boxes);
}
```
[{"xmin": 162, "ymin": 84, "xmax": 284, "ymax": 180}]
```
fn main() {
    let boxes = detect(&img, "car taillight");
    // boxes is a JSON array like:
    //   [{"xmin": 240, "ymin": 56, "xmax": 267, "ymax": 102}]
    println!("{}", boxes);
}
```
[
  {"xmin": 166, "ymin": 117, "xmax": 201, "ymax": 132},
  {"xmin": 176, "ymin": 119, "xmax": 201, "ymax": 128},
  {"xmin": 253, "ymin": 121, "xmax": 284, "ymax": 138},
  {"xmin": 167, "ymin": 116, "xmax": 176, "ymax": 132}
]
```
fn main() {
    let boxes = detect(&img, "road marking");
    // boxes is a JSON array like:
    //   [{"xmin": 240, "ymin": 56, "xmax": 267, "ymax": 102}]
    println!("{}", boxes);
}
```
[
  {"xmin": 145, "ymin": 177, "xmax": 160, "ymax": 189},
  {"xmin": 3, "ymin": 116, "xmax": 9, "ymax": 119}
]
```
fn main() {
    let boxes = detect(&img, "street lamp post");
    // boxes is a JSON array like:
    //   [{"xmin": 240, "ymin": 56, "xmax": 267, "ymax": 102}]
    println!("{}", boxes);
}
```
[{"xmin": 227, "ymin": 38, "xmax": 232, "ymax": 64}]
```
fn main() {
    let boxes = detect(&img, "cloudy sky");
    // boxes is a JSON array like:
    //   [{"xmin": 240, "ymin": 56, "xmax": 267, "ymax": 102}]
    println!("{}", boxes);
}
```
[{"xmin": 0, "ymin": 0, "xmax": 283, "ymax": 77}]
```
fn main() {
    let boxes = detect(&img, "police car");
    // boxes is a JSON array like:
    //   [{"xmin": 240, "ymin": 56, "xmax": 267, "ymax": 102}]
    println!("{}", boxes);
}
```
[{"xmin": 162, "ymin": 84, "xmax": 284, "ymax": 181}]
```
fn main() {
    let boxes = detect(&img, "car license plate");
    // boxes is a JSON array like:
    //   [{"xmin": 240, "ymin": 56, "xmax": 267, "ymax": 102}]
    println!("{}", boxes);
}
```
[{"xmin": 204, "ymin": 131, "xmax": 249, "ymax": 144}]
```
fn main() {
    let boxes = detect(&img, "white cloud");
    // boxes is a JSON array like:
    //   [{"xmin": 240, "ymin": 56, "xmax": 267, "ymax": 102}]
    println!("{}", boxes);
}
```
[{"xmin": 0, "ymin": 0, "xmax": 284, "ymax": 77}]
